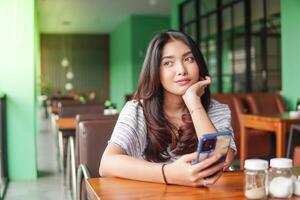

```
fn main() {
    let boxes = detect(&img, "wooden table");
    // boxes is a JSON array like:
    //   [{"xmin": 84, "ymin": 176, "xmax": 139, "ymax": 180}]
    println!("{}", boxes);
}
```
[
  {"xmin": 55, "ymin": 117, "xmax": 76, "ymax": 130},
  {"xmin": 240, "ymin": 113, "xmax": 300, "ymax": 169},
  {"xmin": 51, "ymin": 106, "xmax": 59, "ymax": 114},
  {"xmin": 86, "ymin": 171, "xmax": 300, "ymax": 200}
]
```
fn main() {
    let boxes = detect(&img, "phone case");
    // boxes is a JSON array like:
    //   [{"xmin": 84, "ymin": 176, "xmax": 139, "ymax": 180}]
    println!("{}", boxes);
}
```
[{"xmin": 193, "ymin": 131, "xmax": 232, "ymax": 164}]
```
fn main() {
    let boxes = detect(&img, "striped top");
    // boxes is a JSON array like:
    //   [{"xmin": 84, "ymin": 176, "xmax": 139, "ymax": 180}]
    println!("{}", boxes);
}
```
[{"xmin": 108, "ymin": 99, "xmax": 237, "ymax": 162}]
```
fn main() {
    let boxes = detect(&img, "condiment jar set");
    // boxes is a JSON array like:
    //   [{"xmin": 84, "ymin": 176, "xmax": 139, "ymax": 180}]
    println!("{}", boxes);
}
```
[{"xmin": 244, "ymin": 158, "xmax": 297, "ymax": 199}]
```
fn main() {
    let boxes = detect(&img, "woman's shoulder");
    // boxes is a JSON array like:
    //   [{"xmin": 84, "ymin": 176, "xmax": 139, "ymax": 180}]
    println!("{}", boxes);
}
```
[
  {"xmin": 208, "ymin": 99, "xmax": 231, "ymax": 114},
  {"xmin": 109, "ymin": 99, "xmax": 147, "ymax": 158},
  {"xmin": 119, "ymin": 99, "xmax": 144, "ymax": 120},
  {"xmin": 122, "ymin": 99, "xmax": 143, "ymax": 112}
]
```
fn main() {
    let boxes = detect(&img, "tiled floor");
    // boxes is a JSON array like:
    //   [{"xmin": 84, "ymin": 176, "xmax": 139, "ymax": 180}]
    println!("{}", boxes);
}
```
[{"xmin": 5, "ymin": 111, "xmax": 71, "ymax": 200}]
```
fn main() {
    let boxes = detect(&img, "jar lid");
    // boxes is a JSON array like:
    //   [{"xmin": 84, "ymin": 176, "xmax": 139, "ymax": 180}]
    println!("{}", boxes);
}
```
[
  {"xmin": 245, "ymin": 159, "xmax": 268, "ymax": 170},
  {"xmin": 270, "ymin": 158, "xmax": 292, "ymax": 168}
]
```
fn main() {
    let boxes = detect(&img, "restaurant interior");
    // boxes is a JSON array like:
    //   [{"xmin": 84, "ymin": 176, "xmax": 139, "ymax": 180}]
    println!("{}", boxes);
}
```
[{"xmin": 0, "ymin": 0, "xmax": 300, "ymax": 199}]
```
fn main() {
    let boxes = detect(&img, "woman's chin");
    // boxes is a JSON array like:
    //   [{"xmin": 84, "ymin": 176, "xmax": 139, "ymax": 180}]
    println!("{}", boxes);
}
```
[
  {"xmin": 172, "ymin": 89, "xmax": 188, "ymax": 96},
  {"xmin": 164, "ymin": 86, "xmax": 190, "ymax": 97}
]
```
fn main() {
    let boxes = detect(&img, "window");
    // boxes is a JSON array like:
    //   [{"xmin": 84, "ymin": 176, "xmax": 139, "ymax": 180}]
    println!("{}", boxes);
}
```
[{"xmin": 179, "ymin": 0, "xmax": 281, "ymax": 93}]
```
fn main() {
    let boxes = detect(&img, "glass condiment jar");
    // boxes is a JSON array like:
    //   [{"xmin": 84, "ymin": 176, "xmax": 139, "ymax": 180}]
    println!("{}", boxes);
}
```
[
  {"xmin": 268, "ymin": 158, "xmax": 293, "ymax": 198},
  {"xmin": 294, "ymin": 175, "xmax": 300, "ymax": 196},
  {"xmin": 244, "ymin": 159, "xmax": 268, "ymax": 199}
]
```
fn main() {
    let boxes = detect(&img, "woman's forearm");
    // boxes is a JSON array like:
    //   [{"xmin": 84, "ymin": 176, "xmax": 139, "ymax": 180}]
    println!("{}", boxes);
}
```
[
  {"xmin": 182, "ymin": 79, "xmax": 217, "ymax": 137},
  {"xmin": 189, "ymin": 103, "xmax": 217, "ymax": 138},
  {"xmin": 100, "ymin": 154, "xmax": 165, "ymax": 183}
]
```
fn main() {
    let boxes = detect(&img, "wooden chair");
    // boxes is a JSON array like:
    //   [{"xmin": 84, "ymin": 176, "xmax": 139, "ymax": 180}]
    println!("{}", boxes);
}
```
[
  {"xmin": 76, "ymin": 119, "xmax": 117, "ymax": 200},
  {"xmin": 65, "ymin": 114, "xmax": 118, "ymax": 199},
  {"xmin": 244, "ymin": 93, "xmax": 289, "ymax": 159},
  {"xmin": 212, "ymin": 93, "xmax": 274, "ymax": 159},
  {"xmin": 287, "ymin": 124, "xmax": 300, "ymax": 166},
  {"xmin": 57, "ymin": 104, "xmax": 104, "ymax": 179},
  {"xmin": 245, "ymin": 92, "xmax": 287, "ymax": 115}
]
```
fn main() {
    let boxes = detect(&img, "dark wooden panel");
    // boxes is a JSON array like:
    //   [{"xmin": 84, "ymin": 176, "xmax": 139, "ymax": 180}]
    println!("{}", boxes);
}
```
[{"xmin": 41, "ymin": 34, "xmax": 109, "ymax": 102}]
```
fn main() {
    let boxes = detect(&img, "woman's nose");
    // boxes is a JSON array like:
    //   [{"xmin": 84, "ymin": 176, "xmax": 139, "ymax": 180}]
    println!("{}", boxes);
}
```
[{"xmin": 176, "ymin": 62, "xmax": 187, "ymax": 76}]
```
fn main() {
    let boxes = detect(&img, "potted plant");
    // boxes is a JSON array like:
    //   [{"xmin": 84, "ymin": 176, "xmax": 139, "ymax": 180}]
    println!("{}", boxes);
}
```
[{"xmin": 104, "ymin": 100, "xmax": 117, "ymax": 115}]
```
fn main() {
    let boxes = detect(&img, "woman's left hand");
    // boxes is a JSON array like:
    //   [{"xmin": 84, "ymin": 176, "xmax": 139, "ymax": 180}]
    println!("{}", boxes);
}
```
[
  {"xmin": 223, "ymin": 148, "xmax": 235, "ymax": 171},
  {"xmin": 182, "ymin": 76, "xmax": 211, "ymax": 110}
]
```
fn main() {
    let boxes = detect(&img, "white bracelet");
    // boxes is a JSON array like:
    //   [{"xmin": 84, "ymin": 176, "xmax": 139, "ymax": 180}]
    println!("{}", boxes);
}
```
[{"xmin": 190, "ymin": 107, "xmax": 203, "ymax": 115}]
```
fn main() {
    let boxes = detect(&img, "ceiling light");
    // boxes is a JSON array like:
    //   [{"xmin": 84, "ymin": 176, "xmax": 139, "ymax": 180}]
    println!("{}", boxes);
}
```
[
  {"xmin": 65, "ymin": 83, "xmax": 73, "ymax": 91},
  {"xmin": 62, "ymin": 21, "xmax": 71, "ymax": 26},
  {"xmin": 61, "ymin": 57, "xmax": 69, "ymax": 67},
  {"xmin": 149, "ymin": 0, "xmax": 157, "ymax": 6},
  {"xmin": 66, "ymin": 71, "xmax": 74, "ymax": 80}
]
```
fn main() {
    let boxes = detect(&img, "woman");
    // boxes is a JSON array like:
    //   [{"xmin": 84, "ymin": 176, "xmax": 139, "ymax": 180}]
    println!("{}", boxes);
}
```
[{"xmin": 100, "ymin": 30, "xmax": 236, "ymax": 187}]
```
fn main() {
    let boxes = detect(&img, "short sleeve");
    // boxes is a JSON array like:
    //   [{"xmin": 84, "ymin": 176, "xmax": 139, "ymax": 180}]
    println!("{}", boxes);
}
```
[
  {"xmin": 108, "ymin": 100, "xmax": 147, "ymax": 159},
  {"xmin": 208, "ymin": 100, "xmax": 237, "ymax": 154}
]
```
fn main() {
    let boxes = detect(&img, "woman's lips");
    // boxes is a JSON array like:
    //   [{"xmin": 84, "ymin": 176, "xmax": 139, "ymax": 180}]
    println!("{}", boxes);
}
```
[{"xmin": 175, "ymin": 79, "xmax": 191, "ymax": 86}]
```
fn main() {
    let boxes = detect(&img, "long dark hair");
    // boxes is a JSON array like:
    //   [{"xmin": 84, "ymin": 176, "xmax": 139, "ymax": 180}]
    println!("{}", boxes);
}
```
[{"xmin": 134, "ymin": 30, "xmax": 211, "ymax": 162}]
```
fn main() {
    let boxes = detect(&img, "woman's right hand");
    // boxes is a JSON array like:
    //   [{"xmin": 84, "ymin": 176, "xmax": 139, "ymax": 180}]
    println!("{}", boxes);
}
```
[{"xmin": 164, "ymin": 152, "xmax": 225, "ymax": 187}]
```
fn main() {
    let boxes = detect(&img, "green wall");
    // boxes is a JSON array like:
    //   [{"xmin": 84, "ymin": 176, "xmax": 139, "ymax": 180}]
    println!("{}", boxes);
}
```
[
  {"xmin": 281, "ymin": 0, "xmax": 300, "ymax": 110},
  {"xmin": 35, "ymin": 0, "xmax": 41, "ymax": 139},
  {"xmin": 0, "ymin": 0, "xmax": 38, "ymax": 180},
  {"xmin": 110, "ymin": 15, "xmax": 169, "ymax": 110},
  {"xmin": 131, "ymin": 16, "xmax": 171, "ymax": 91},
  {"xmin": 170, "ymin": 0, "xmax": 183, "ymax": 30},
  {"xmin": 110, "ymin": 17, "xmax": 133, "ymax": 110}
]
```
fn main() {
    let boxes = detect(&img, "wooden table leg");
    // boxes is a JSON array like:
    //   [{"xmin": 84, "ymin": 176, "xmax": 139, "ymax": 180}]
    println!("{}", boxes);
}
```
[
  {"xmin": 275, "ymin": 122, "xmax": 284, "ymax": 157},
  {"xmin": 240, "ymin": 125, "xmax": 247, "ymax": 169}
]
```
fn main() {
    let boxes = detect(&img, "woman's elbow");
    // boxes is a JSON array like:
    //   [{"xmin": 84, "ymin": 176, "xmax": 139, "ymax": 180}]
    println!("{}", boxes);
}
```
[
  {"xmin": 99, "ymin": 154, "xmax": 116, "ymax": 177},
  {"xmin": 99, "ymin": 156, "xmax": 108, "ymax": 177},
  {"xmin": 99, "ymin": 144, "xmax": 124, "ymax": 177}
]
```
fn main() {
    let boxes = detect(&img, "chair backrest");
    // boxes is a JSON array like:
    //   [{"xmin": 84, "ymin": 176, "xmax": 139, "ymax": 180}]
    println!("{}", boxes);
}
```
[
  {"xmin": 294, "ymin": 147, "xmax": 300, "ymax": 166},
  {"xmin": 51, "ymin": 99, "xmax": 81, "ymax": 115},
  {"xmin": 243, "ymin": 93, "xmax": 288, "ymax": 159},
  {"xmin": 231, "ymin": 93, "xmax": 253, "ymax": 113},
  {"xmin": 50, "ymin": 95, "xmax": 74, "ymax": 102},
  {"xmin": 212, "ymin": 94, "xmax": 244, "ymax": 134},
  {"xmin": 245, "ymin": 92, "xmax": 287, "ymax": 115},
  {"xmin": 287, "ymin": 124, "xmax": 300, "ymax": 159},
  {"xmin": 58, "ymin": 103, "xmax": 104, "ymax": 118},
  {"xmin": 78, "ymin": 119, "xmax": 117, "ymax": 177},
  {"xmin": 275, "ymin": 94, "xmax": 288, "ymax": 112},
  {"xmin": 211, "ymin": 93, "xmax": 248, "ymax": 157},
  {"xmin": 51, "ymin": 99, "xmax": 78, "ymax": 108},
  {"xmin": 75, "ymin": 114, "xmax": 118, "ymax": 167}
]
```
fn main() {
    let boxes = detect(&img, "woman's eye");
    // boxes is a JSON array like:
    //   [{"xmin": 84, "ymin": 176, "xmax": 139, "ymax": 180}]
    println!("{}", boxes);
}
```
[
  {"xmin": 185, "ymin": 56, "xmax": 194, "ymax": 63},
  {"xmin": 163, "ymin": 61, "xmax": 173, "ymax": 67}
]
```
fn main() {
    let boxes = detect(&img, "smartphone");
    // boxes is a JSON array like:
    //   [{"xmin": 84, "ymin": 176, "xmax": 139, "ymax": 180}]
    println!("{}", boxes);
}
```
[{"xmin": 192, "ymin": 131, "xmax": 232, "ymax": 165}]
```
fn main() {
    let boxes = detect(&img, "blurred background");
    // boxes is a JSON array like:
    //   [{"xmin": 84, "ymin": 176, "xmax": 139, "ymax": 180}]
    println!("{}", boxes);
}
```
[{"xmin": 0, "ymin": 0, "xmax": 299, "ymax": 199}]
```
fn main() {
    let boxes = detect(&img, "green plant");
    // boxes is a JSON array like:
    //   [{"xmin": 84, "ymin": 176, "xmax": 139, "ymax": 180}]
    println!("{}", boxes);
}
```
[
  {"xmin": 104, "ymin": 100, "xmax": 112, "ymax": 108},
  {"xmin": 297, "ymin": 98, "xmax": 300, "ymax": 110},
  {"xmin": 79, "ymin": 95, "xmax": 87, "ymax": 104},
  {"xmin": 41, "ymin": 82, "xmax": 50, "ymax": 96},
  {"xmin": 104, "ymin": 100, "xmax": 116, "ymax": 109}
]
